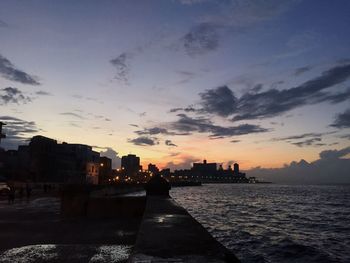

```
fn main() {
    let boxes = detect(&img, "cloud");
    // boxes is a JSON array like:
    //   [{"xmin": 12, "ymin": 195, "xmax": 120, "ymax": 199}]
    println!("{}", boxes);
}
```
[
  {"xmin": 110, "ymin": 52, "xmax": 131, "ymax": 84},
  {"xmin": 0, "ymin": 87, "xmax": 32, "ymax": 105},
  {"xmin": 163, "ymin": 156, "xmax": 201, "ymax": 171},
  {"xmin": 0, "ymin": 116, "xmax": 40, "ymax": 149},
  {"xmin": 100, "ymin": 147, "xmax": 121, "ymax": 169},
  {"xmin": 319, "ymin": 146, "xmax": 350, "ymax": 159},
  {"xmin": 169, "ymin": 113, "xmax": 268, "ymax": 138},
  {"xmin": 338, "ymin": 134, "xmax": 350, "ymax": 140},
  {"xmin": 230, "ymin": 139, "xmax": 240, "ymax": 143},
  {"xmin": 331, "ymin": 109, "xmax": 350, "ymax": 129},
  {"xmin": 291, "ymin": 138, "xmax": 324, "ymax": 147},
  {"xmin": 180, "ymin": 0, "xmax": 299, "ymax": 56},
  {"xmin": 248, "ymin": 146, "xmax": 350, "ymax": 184},
  {"xmin": 165, "ymin": 139, "xmax": 177, "ymax": 147},
  {"xmin": 128, "ymin": 136, "xmax": 159, "ymax": 146},
  {"xmin": 0, "ymin": 54, "xmax": 40, "ymax": 85},
  {"xmin": 35, "ymin": 90, "xmax": 52, "ymax": 96},
  {"xmin": 60, "ymin": 112, "xmax": 85, "ymax": 119},
  {"xmin": 182, "ymin": 23, "xmax": 220, "ymax": 56},
  {"xmin": 199, "ymin": 86, "xmax": 236, "ymax": 117},
  {"xmin": 195, "ymin": 63, "xmax": 350, "ymax": 121},
  {"xmin": 176, "ymin": 0, "xmax": 209, "ymax": 5},
  {"xmin": 137, "ymin": 113, "xmax": 268, "ymax": 138},
  {"xmin": 136, "ymin": 127, "xmax": 171, "ymax": 135},
  {"xmin": 294, "ymin": 66, "xmax": 312, "ymax": 76},
  {"xmin": 272, "ymin": 132, "xmax": 335, "ymax": 147},
  {"xmin": 169, "ymin": 106, "xmax": 196, "ymax": 113}
]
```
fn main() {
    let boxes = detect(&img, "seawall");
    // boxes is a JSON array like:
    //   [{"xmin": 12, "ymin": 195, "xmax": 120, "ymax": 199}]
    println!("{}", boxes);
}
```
[{"xmin": 60, "ymin": 184, "xmax": 240, "ymax": 262}]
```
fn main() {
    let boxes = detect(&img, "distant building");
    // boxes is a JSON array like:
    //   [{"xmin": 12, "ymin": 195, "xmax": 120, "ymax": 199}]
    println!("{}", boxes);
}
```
[
  {"xmin": 148, "ymin": 163, "xmax": 159, "ymax": 174},
  {"xmin": 192, "ymin": 160, "xmax": 217, "ymax": 178},
  {"xmin": 233, "ymin": 163, "xmax": 239, "ymax": 174},
  {"xmin": 4, "ymin": 135, "xmax": 102, "ymax": 184},
  {"xmin": 99, "ymin": 156, "xmax": 112, "ymax": 184},
  {"xmin": 121, "ymin": 154, "xmax": 141, "ymax": 177}
]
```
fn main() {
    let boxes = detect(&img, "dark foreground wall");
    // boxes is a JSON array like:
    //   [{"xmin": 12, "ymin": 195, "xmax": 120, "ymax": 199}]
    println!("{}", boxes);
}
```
[
  {"xmin": 129, "ymin": 196, "xmax": 240, "ymax": 262},
  {"xmin": 60, "ymin": 184, "xmax": 146, "ymax": 218}
]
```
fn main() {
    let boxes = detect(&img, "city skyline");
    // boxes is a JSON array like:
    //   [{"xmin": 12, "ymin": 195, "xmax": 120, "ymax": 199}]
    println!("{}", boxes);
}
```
[{"xmin": 1, "ymin": 1, "xmax": 350, "ymax": 183}]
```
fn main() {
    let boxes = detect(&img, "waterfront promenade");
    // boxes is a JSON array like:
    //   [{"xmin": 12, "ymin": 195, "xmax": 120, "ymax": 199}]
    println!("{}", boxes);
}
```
[{"xmin": 0, "ymin": 184, "xmax": 239, "ymax": 262}]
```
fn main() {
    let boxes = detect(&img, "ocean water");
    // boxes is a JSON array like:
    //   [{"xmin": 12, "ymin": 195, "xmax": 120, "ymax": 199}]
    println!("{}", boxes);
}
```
[{"xmin": 171, "ymin": 184, "xmax": 350, "ymax": 263}]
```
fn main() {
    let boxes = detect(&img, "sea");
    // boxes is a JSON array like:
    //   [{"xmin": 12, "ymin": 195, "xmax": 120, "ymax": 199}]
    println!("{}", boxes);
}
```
[{"xmin": 171, "ymin": 184, "xmax": 350, "ymax": 263}]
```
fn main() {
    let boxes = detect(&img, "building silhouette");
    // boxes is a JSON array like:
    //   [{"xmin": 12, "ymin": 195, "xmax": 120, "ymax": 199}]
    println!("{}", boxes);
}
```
[{"xmin": 121, "ymin": 154, "xmax": 141, "ymax": 178}]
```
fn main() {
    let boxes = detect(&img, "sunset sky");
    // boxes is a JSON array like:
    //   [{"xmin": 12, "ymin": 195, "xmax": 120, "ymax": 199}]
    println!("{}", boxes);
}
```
[{"xmin": 1, "ymin": 0, "xmax": 350, "ymax": 173}]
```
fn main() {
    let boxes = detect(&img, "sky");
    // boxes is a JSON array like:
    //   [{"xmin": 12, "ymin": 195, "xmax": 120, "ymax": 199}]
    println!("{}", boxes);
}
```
[{"xmin": 0, "ymin": 0, "xmax": 350, "ymax": 182}]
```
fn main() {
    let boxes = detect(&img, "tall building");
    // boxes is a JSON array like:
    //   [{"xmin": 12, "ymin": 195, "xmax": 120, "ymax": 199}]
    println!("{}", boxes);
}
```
[
  {"xmin": 99, "ymin": 156, "xmax": 112, "ymax": 184},
  {"xmin": 148, "ymin": 163, "xmax": 159, "ymax": 174},
  {"xmin": 233, "ymin": 163, "xmax": 239, "ymax": 175},
  {"xmin": 28, "ymin": 135, "xmax": 100, "ymax": 184},
  {"xmin": 121, "ymin": 154, "xmax": 141, "ymax": 177},
  {"xmin": 192, "ymin": 160, "xmax": 217, "ymax": 178}
]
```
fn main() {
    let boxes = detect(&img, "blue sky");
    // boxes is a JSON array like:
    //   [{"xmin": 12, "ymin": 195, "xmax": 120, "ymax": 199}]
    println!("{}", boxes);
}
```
[{"xmin": 0, "ymin": 0, "xmax": 350, "ymax": 179}]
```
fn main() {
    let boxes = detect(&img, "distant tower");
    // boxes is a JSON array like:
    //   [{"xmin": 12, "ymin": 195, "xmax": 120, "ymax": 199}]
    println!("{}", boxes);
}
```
[
  {"xmin": 203, "ymin": 159, "xmax": 207, "ymax": 164},
  {"xmin": 0, "ymin": 122, "xmax": 6, "ymax": 145},
  {"xmin": 121, "ymin": 154, "xmax": 141, "ymax": 177},
  {"xmin": 233, "ymin": 163, "xmax": 239, "ymax": 174}
]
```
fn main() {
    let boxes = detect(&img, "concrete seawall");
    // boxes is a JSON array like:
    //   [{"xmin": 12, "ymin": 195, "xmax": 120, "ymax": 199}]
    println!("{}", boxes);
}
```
[
  {"xmin": 60, "ymin": 185, "xmax": 240, "ymax": 262},
  {"xmin": 129, "ymin": 196, "xmax": 240, "ymax": 262}
]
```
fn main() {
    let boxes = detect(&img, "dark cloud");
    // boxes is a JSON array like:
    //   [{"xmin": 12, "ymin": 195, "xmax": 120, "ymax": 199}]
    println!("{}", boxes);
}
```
[
  {"xmin": 128, "ymin": 136, "xmax": 159, "ymax": 146},
  {"xmin": 129, "ymin": 124, "xmax": 139, "ymax": 128},
  {"xmin": 331, "ymin": 109, "xmax": 350, "ymax": 129},
  {"xmin": 338, "ymin": 134, "xmax": 350, "ymax": 140},
  {"xmin": 230, "ymin": 140, "xmax": 240, "ymax": 143},
  {"xmin": 60, "ymin": 112, "xmax": 85, "ymax": 119},
  {"xmin": 294, "ymin": 66, "xmax": 312, "ymax": 76},
  {"xmin": 165, "ymin": 140, "xmax": 177, "ymax": 147},
  {"xmin": 177, "ymin": 0, "xmax": 208, "ymax": 4},
  {"xmin": 234, "ymin": 63, "xmax": 350, "ymax": 120},
  {"xmin": 137, "ymin": 113, "xmax": 268, "ymax": 138},
  {"xmin": 169, "ymin": 106, "xmax": 196, "ymax": 113},
  {"xmin": 199, "ymin": 86, "xmax": 236, "ymax": 117},
  {"xmin": 100, "ymin": 147, "xmax": 121, "ymax": 169},
  {"xmin": 182, "ymin": 23, "xmax": 220, "ymax": 56},
  {"xmin": 248, "ymin": 146, "xmax": 350, "ymax": 184},
  {"xmin": 136, "ymin": 127, "xmax": 172, "ymax": 136},
  {"xmin": 179, "ymin": 1, "xmax": 299, "ymax": 56},
  {"xmin": 319, "ymin": 146, "xmax": 350, "ymax": 159},
  {"xmin": 0, "ymin": 87, "xmax": 32, "ymax": 105},
  {"xmin": 0, "ymin": 54, "xmax": 40, "ymax": 85},
  {"xmin": 272, "ymin": 132, "xmax": 334, "ymax": 147},
  {"xmin": 0, "ymin": 116, "xmax": 40, "ymax": 149},
  {"xmin": 169, "ymin": 114, "xmax": 268, "ymax": 138},
  {"xmin": 195, "ymin": 63, "xmax": 350, "ymax": 121},
  {"xmin": 35, "ymin": 90, "xmax": 52, "ymax": 96},
  {"xmin": 273, "ymin": 132, "xmax": 325, "ymax": 141},
  {"xmin": 291, "ymin": 138, "xmax": 323, "ymax": 147},
  {"xmin": 110, "ymin": 52, "xmax": 131, "ymax": 84}
]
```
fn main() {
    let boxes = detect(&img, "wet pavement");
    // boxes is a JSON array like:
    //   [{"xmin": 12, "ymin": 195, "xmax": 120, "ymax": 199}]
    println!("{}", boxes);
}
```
[{"xmin": 0, "ymin": 197, "xmax": 140, "ymax": 262}]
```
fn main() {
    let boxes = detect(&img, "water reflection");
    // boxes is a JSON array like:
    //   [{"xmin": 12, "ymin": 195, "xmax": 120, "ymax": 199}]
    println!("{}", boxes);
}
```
[{"xmin": 0, "ymin": 244, "xmax": 131, "ymax": 263}]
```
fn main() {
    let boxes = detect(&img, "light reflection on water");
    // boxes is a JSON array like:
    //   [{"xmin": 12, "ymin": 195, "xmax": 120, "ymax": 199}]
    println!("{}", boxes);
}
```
[
  {"xmin": 171, "ymin": 184, "xmax": 350, "ymax": 263},
  {"xmin": 0, "ymin": 244, "xmax": 131, "ymax": 263}
]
